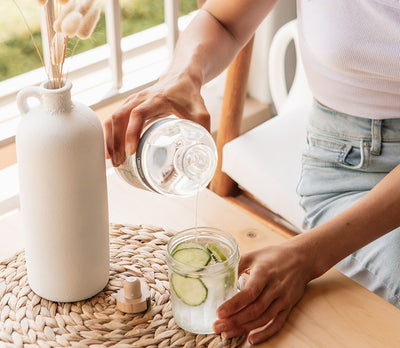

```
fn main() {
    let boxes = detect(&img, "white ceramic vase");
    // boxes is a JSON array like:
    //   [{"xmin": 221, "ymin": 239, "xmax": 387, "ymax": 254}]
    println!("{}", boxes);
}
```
[{"xmin": 16, "ymin": 80, "xmax": 109, "ymax": 302}]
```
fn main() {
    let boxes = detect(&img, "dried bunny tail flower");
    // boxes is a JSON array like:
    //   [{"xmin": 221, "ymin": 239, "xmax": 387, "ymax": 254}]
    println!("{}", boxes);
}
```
[
  {"xmin": 77, "ymin": 0, "xmax": 97, "ymax": 16},
  {"xmin": 57, "ymin": 0, "xmax": 70, "ymax": 4},
  {"xmin": 36, "ymin": 0, "xmax": 48, "ymax": 5},
  {"xmin": 77, "ymin": 5, "xmax": 101, "ymax": 40},
  {"xmin": 51, "ymin": 32, "xmax": 66, "ymax": 66},
  {"xmin": 54, "ymin": 0, "xmax": 77, "ymax": 32},
  {"xmin": 61, "ymin": 11, "xmax": 83, "ymax": 38}
]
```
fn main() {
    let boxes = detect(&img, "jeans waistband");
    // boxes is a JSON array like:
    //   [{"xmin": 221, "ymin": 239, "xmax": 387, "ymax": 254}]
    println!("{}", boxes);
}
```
[{"xmin": 310, "ymin": 100, "xmax": 400, "ymax": 153}]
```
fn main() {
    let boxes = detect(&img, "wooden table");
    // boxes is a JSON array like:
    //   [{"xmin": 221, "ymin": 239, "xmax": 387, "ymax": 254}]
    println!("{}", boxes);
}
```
[
  {"xmin": 1, "ymin": 168, "xmax": 400, "ymax": 347},
  {"xmin": 107, "ymin": 171, "xmax": 400, "ymax": 347}
]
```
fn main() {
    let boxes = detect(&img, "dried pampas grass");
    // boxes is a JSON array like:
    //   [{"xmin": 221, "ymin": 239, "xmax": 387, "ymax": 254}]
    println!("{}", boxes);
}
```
[{"xmin": 36, "ymin": 0, "xmax": 48, "ymax": 5}]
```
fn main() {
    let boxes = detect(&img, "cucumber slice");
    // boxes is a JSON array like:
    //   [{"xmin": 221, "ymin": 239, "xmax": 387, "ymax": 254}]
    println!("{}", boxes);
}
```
[
  {"xmin": 206, "ymin": 243, "xmax": 227, "ymax": 262},
  {"xmin": 225, "ymin": 267, "xmax": 236, "ymax": 289},
  {"xmin": 171, "ymin": 273, "xmax": 208, "ymax": 306},
  {"xmin": 172, "ymin": 241, "xmax": 207, "ymax": 256},
  {"xmin": 172, "ymin": 248, "xmax": 211, "ymax": 268}
]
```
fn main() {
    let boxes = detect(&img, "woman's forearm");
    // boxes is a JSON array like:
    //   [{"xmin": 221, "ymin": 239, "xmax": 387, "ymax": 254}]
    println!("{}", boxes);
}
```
[
  {"xmin": 293, "ymin": 164, "xmax": 400, "ymax": 279},
  {"xmin": 165, "ymin": 10, "xmax": 241, "ymax": 86},
  {"xmin": 165, "ymin": 0, "xmax": 279, "ymax": 86}
]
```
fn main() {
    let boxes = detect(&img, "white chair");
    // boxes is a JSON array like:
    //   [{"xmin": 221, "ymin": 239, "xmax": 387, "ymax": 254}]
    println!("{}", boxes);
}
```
[{"xmin": 211, "ymin": 19, "xmax": 313, "ymax": 235}]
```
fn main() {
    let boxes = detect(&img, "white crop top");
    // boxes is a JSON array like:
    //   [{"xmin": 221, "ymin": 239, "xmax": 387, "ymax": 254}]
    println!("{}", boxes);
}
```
[{"xmin": 297, "ymin": 0, "xmax": 400, "ymax": 119}]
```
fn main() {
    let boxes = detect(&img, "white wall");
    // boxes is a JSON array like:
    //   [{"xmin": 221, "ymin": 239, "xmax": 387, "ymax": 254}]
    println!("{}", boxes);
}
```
[{"xmin": 248, "ymin": 0, "xmax": 297, "ymax": 105}]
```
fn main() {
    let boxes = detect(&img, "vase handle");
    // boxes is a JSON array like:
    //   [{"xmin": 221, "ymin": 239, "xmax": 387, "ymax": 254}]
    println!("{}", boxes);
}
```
[{"xmin": 16, "ymin": 86, "xmax": 42, "ymax": 115}]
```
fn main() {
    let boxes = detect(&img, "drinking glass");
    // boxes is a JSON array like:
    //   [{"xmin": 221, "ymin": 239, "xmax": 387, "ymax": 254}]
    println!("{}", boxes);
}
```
[{"xmin": 166, "ymin": 227, "xmax": 239, "ymax": 334}]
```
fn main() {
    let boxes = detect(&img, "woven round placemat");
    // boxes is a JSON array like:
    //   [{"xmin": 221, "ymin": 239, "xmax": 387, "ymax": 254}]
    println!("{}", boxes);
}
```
[{"xmin": 0, "ymin": 224, "xmax": 244, "ymax": 348}]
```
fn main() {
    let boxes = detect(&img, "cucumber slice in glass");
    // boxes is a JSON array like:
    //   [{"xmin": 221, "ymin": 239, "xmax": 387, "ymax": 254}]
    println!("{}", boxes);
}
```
[
  {"xmin": 172, "ymin": 248, "xmax": 211, "ymax": 267},
  {"xmin": 171, "ymin": 273, "xmax": 208, "ymax": 306},
  {"xmin": 206, "ymin": 243, "xmax": 227, "ymax": 262},
  {"xmin": 225, "ymin": 266, "xmax": 236, "ymax": 289},
  {"xmin": 172, "ymin": 241, "xmax": 208, "ymax": 256},
  {"xmin": 206, "ymin": 244, "xmax": 236, "ymax": 288}
]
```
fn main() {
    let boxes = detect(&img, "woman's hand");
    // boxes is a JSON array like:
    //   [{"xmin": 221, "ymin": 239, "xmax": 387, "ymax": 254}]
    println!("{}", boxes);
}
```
[
  {"xmin": 102, "ymin": 0, "xmax": 278, "ymax": 168},
  {"xmin": 213, "ymin": 240, "xmax": 317, "ymax": 345},
  {"xmin": 103, "ymin": 71, "xmax": 210, "ymax": 167},
  {"xmin": 214, "ymin": 163, "xmax": 400, "ymax": 345}
]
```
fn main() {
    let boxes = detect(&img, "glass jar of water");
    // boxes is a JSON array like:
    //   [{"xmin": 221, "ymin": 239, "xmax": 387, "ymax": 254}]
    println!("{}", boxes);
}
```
[
  {"xmin": 166, "ymin": 227, "xmax": 239, "ymax": 334},
  {"xmin": 116, "ymin": 116, "xmax": 217, "ymax": 197}
]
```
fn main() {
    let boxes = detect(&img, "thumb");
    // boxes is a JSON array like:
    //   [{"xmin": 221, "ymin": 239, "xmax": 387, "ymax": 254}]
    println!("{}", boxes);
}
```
[
  {"xmin": 238, "ymin": 251, "xmax": 256, "ymax": 274},
  {"xmin": 190, "ymin": 98, "xmax": 211, "ymax": 132}
]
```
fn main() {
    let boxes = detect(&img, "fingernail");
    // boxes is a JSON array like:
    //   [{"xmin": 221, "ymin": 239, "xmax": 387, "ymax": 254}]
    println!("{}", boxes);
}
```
[
  {"xmin": 113, "ymin": 153, "xmax": 121, "ymax": 166},
  {"xmin": 248, "ymin": 336, "xmax": 256, "ymax": 345},
  {"xmin": 221, "ymin": 332, "xmax": 228, "ymax": 340},
  {"xmin": 214, "ymin": 322, "xmax": 226, "ymax": 333}
]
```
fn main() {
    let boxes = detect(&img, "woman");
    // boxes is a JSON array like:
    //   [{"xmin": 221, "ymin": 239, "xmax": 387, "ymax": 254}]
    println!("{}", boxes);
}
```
[{"xmin": 104, "ymin": 0, "xmax": 400, "ymax": 345}]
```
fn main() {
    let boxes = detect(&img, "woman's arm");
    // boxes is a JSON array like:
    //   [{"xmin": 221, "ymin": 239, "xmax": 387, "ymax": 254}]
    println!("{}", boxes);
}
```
[
  {"xmin": 193, "ymin": 0, "xmax": 279, "ymax": 83},
  {"xmin": 301, "ymin": 163, "xmax": 400, "ymax": 277},
  {"xmin": 214, "ymin": 164, "xmax": 400, "ymax": 344},
  {"xmin": 104, "ymin": 0, "xmax": 279, "ymax": 166}
]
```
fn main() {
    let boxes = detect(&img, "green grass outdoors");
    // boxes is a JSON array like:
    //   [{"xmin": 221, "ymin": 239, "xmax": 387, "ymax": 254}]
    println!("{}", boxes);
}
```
[{"xmin": 0, "ymin": 0, "xmax": 197, "ymax": 82}]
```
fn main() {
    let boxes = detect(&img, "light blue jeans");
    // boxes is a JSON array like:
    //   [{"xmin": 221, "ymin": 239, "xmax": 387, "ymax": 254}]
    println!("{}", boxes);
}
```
[{"xmin": 297, "ymin": 100, "xmax": 400, "ymax": 308}]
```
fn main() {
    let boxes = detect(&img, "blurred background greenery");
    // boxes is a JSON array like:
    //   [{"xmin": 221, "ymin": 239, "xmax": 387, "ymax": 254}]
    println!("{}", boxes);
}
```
[{"xmin": 0, "ymin": 0, "xmax": 197, "ymax": 82}]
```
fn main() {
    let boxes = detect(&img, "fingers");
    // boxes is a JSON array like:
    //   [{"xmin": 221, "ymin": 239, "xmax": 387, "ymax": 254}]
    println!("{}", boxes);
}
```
[
  {"xmin": 125, "ymin": 114, "xmax": 145, "ymax": 156},
  {"xmin": 215, "ymin": 297, "xmax": 285, "ymax": 338},
  {"xmin": 238, "ymin": 251, "xmax": 255, "ymax": 274},
  {"xmin": 215, "ymin": 251, "xmax": 258, "ymax": 321},
  {"xmin": 125, "ymin": 99, "xmax": 167, "ymax": 155},
  {"xmin": 103, "ymin": 79, "xmax": 211, "ymax": 167},
  {"xmin": 103, "ymin": 119, "xmax": 112, "ymax": 160},
  {"xmin": 105, "ymin": 94, "xmax": 151, "ymax": 166},
  {"xmin": 164, "ymin": 88, "xmax": 211, "ymax": 131},
  {"xmin": 216, "ymin": 305, "xmax": 292, "ymax": 345},
  {"xmin": 104, "ymin": 96, "xmax": 141, "ymax": 166},
  {"xmin": 214, "ymin": 288, "xmax": 280, "ymax": 333},
  {"xmin": 185, "ymin": 99, "xmax": 211, "ymax": 132},
  {"xmin": 192, "ymin": 109, "xmax": 211, "ymax": 133},
  {"xmin": 216, "ymin": 264, "xmax": 265, "ymax": 319},
  {"xmin": 111, "ymin": 112, "xmax": 130, "ymax": 167},
  {"xmin": 248, "ymin": 308, "xmax": 291, "ymax": 345}
]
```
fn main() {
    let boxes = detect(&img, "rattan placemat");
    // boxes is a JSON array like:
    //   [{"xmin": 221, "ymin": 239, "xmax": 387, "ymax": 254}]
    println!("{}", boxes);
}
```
[{"xmin": 0, "ymin": 223, "xmax": 244, "ymax": 348}]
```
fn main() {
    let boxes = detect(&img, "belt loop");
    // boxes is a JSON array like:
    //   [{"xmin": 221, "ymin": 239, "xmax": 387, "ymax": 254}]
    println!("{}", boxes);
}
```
[{"xmin": 371, "ymin": 120, "xmax": 382, "ymax": 156}]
